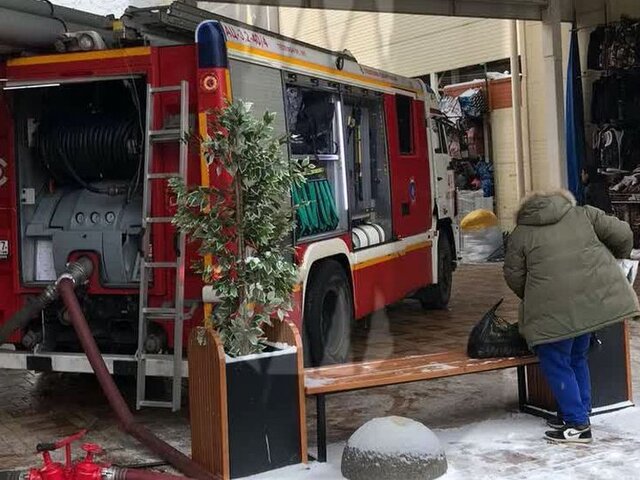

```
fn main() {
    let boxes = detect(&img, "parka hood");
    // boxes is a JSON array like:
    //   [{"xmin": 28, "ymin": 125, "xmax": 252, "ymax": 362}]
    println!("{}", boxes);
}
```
[{"xmin": 516, "ymin": 190, "xmax": 576, "ymax": 226}]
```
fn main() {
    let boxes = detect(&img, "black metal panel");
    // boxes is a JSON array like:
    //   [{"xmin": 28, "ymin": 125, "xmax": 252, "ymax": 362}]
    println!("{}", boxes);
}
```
[
  {"xmin": 226, "ymin": 349, "xmax": 300, "ymax": 479},
  {"xmin": 113, "ymin": 360, "xmax": 137, "ymax": 377},
  {"xmin": 589, "ymin": 322, "xmax": 629, "ymax": 408},
  {"xmin": 27, "ymin": 355, "xmax": 52, "ymax": 372}
]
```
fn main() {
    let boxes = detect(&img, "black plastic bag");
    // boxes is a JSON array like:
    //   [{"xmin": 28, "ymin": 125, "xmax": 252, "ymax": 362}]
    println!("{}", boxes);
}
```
[{"xmin": 467, "ymin": 299, "xmax": 530, "ymax": 359}]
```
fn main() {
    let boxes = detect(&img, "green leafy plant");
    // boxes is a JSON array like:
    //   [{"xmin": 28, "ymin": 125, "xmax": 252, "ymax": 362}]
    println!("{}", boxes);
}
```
[{"xmin": 170, "ymin": 100, "xmax": 309, "ymax": 357}]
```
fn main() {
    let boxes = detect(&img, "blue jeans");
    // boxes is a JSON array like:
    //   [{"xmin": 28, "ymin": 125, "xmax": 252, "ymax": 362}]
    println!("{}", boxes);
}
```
[{"xmin": 536, "ymin": 334, "xmax": 592, "ymax": 426}]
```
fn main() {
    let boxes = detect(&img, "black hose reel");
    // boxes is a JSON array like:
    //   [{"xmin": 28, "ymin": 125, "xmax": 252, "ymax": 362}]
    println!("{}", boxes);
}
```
[{"xmin": 37, "ymin": 116, "xmax": 142, "ymax": 192}]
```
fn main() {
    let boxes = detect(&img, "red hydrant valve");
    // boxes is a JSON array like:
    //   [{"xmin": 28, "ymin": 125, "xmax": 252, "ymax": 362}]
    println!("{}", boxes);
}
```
[
  {"xmin": 21, "ymin": 431, "xmax": 109, "ymax": 480},
  {"xmin": 81, "ymin": 443, "xmax": 103, "ymax": 459},
  {"xmin": 74, "ymin": 443, "xmax": 106, "ymax": 480}
]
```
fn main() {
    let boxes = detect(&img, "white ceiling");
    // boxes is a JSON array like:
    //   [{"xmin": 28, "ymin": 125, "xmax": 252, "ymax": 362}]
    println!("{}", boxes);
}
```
[{"xmin": 198, "ymin": 0, "xmax": 575, "ymax": 21}]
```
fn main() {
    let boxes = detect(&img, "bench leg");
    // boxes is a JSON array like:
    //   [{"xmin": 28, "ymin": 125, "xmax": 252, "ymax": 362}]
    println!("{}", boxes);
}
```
[
  {"xmin": 316, "ymin": 394, "xmax": 327, "ymax": 463},
  {"xmin": 517, "ymin": 365, "xmax": 527, "ymax": 411}
]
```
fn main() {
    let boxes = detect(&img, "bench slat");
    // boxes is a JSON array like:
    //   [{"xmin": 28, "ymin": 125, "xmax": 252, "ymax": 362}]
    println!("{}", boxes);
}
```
[
  {"xmin": 305, "ymin": 353, "xmax": 538, "ymax": 396},
  {"xmin": 306, "ymin": 351, "xmax": 469, "ymax": 378}
]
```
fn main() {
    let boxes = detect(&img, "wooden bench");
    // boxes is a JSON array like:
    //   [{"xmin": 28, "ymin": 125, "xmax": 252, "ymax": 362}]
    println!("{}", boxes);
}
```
[{"xmin": 304, "ymin": 351, "xmax": 539, "ymax": 462}]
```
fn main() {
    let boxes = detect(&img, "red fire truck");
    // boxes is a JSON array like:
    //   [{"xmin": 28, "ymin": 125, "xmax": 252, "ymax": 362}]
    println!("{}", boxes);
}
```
[{"xmin": 0, "ymin": 3, "xmax": 457, "ymax": 410}]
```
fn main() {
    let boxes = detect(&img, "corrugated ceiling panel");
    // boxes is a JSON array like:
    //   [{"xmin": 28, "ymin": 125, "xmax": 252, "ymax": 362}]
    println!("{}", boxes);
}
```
[{"xmin": 279, "ymin": 8, "xmax": 511, "ymax": 76}]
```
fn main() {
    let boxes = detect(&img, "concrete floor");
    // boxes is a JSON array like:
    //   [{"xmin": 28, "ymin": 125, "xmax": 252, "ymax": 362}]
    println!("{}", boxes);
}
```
[{"xmin": 1, "ymin": 264, "xmax": 639, "ymax": 476}]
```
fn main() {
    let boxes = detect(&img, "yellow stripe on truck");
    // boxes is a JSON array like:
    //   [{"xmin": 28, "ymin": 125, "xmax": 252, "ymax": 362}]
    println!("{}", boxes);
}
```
[
  {"xmin": 7, "ymin": 47, "xmax": 151, "ymax": 67},
  {"xmin": 353, "ymin": 241, "xmax": 432, "ymax": 271},
  {"xmin": 226, "ymin": 41, "xmax": 418, "ymax": 96}
]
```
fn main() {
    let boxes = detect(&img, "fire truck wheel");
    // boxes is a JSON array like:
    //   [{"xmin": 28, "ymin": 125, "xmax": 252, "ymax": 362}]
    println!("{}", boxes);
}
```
[
  {"xmin": 418, "ymin": 233, "xmax": 453, "ymax": 310},
  {"xmin": 304, "ymin": 259, "xmax": 353, "ymax": 367}
]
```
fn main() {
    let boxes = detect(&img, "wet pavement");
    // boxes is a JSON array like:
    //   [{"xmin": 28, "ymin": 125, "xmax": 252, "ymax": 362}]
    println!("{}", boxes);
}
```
[{"xmin": 1, "ymin": 263, "xmax": 639, "ymax": 477}]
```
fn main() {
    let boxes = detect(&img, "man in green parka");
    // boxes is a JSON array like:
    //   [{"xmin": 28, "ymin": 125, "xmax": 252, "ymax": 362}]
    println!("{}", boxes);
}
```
[{"xmin": 504, "ymin": 190, "xmax": 639, "ymax": 444}]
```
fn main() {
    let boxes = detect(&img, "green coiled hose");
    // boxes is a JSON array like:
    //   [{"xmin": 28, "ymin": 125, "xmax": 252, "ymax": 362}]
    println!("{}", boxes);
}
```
[{"xmin": 292, "ymin": 179, "xmax": 339, "ymax": 237}]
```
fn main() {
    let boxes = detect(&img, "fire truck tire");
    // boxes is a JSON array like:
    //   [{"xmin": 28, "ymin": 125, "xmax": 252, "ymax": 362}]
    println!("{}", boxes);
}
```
[
  {"xmin": 418, "ymin": 234, "xmax": 453, "ymax": 310},
  {"xmin": 303, "ymin": 259, "xmax": 353, "ymax": 367}
]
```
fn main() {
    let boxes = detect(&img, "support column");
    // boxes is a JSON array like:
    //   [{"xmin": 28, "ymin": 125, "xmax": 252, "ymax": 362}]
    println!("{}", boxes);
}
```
[
  {"xmin": 430, "ymin": 72, "xmax": 439, "ymax": 97},
  {"xmin": 541, "ymin": 0, "xmax": 567, "ymax": 189},
  {"xmin": 510, "ymin": 20, "xmax": 525, "ymax": 200},
  {"xmin": 518, "ymin": 19, "xmax": 533, "ymax": 194}
]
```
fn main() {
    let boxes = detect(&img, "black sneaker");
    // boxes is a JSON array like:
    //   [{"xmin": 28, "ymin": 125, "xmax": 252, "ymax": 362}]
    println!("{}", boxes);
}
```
[
  {"xmin": 546, "ymin": 415, "xmax": 565, "ymax": 430},
  {"xmin": 545, "ymin": 424, "xmax": 593, "ymax": 444}
]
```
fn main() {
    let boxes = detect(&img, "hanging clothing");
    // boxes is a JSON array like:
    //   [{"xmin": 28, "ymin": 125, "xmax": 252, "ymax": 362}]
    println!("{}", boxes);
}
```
[
  {"xmin": 584, "ymin": 181, "xmax": 613, "ymax": 214},
  {"xmin": 593, "ymin": 126, "xmax": 624, "ymax": 172},
  {"xmin": 475, "ymin": 161, "xmax": 494, "ymax": 198},
  {"xmin": 587, "ymin": 26, "xmax": 606, "ymax": 70},
  {"xmin": 466, "ymin": 125, "xmax": 484, "ymax": 158}
]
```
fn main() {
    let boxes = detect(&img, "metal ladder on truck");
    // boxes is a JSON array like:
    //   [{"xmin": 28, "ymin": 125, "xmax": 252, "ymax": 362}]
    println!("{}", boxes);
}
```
[{"xmin": 136, "ymin": 80, "xmax": 189, "ymax": 411}]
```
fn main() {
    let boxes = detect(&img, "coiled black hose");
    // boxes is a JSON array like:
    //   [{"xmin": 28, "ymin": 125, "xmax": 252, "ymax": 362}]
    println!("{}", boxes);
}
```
[{"xmin": 38, "ymin": 117, "xmax": 141, "ymax": 185}]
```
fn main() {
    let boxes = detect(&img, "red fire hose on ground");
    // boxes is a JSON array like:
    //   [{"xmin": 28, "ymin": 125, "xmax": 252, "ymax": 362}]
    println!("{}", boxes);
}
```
[{"xmin": 0, "ymin": 258, "xmax": 215, "ymax": 480}]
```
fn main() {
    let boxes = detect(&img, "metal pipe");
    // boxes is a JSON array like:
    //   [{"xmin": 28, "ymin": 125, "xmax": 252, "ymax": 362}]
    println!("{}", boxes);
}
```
[
  {"xmin": 0, "ymin": 8, "xmax": 112, "ymax": 51},
  {"xmin": 0, "ymin": 8, "xmax": 65, "ymax": 49},
  {"xmin": 0, "ymin": 0, "xmax": 112, "ymax": 29},
  {"xmin": 57, "ymin": 279, "xmax": 215, "ymax": 480},
  {"xmin": 0, "ymin": 0, "xmax": 114, "ymax": 52},
  {"xmin": 510, "ymin": 19, "xmax": 525, "ymax": 200}
]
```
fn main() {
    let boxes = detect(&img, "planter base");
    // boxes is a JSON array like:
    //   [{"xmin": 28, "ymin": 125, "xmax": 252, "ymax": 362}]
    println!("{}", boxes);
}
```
[
  {"xmin": 189, "ymin": 323, "xmax": 307, "ymax": 480},
  {"xmin": 227, "ymin": 347, "xmax": 301, "ymax": 478}
]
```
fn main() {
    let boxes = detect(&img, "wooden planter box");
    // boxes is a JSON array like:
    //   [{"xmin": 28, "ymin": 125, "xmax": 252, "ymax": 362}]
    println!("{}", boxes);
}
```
[{"xmin": 188, "ymin": 321, "xmax": 307, "ymax": 479}]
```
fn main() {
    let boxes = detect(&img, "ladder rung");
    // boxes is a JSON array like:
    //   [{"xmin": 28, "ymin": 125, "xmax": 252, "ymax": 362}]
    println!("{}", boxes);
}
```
[
  {"xmin": 146, "ymin": 217, "xmax": 174, "ymax": 224},
  {"xmin": 145, "ymin": 316, "xmax": 178, "ymax": 321},
  {"xmin": 144, "ymin": 261, "xmax": 178, "ymax": 268},
  {"xmin": 149, "ymin": 129, "xmax": 181, "ymax": 142},
  {"xmin": 143, "ymin": 307, "xmax": 177, "ymax": 315},
  {"xmin": 138, "ymin": 400, "xmax": 174, "ymax": 409},
  {"xmin": 148, "ymin": 172, "xmax": 180, "ymax": 180},
  {"xmin": 150, "ymin": 85, "xmax": 182, "ymax": 93}
]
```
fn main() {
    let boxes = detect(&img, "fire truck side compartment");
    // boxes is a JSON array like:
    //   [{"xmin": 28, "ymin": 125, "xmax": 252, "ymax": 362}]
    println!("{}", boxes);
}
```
[{"xmin": 11, "ymin": 78, "xmax": 145, "ymax": 288}]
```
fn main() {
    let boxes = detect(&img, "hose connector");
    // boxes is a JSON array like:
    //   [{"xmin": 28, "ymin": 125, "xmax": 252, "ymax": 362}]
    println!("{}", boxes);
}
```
[
  {"xmin": 66, "ymin": 257, "xmax": 95, "ymax": 284},
  {"xmin": 56, "ymin": 257, "xmax": 94, "ymax": 287},
  {"xmin": 101, "ymin": 467, "xmax": 119, "ymax": 480},
  {"xmin": 56, "ymin": 272, "xmax": 77, "ymax": 287}
]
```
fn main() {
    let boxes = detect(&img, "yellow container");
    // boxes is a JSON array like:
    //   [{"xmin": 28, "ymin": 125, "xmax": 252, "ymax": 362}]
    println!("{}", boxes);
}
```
[{"xmin": 460, "ymin": 209, "xmax": 498, "ymax": 232}]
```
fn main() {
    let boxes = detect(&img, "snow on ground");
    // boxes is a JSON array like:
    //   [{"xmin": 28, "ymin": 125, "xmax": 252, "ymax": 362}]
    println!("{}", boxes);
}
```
[
  {"xmin": 243, "ymin": 407, "xmax": 640, "ymax": 480},
  {"xmin": 346, "ymin": 416, "xmax": 443, "ymax": 457}
]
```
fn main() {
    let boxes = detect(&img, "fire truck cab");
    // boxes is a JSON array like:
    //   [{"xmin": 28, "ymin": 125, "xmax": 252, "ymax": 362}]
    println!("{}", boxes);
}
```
[{"xmin": 0, "ymin": 11, "xmax": 456, "ymax": 408}]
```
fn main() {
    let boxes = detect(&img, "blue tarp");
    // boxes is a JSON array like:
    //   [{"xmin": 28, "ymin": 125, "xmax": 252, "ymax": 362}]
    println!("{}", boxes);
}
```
[{"xmin": 565, "ymin": 27, "xmax": 586, "ymax": 202}]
